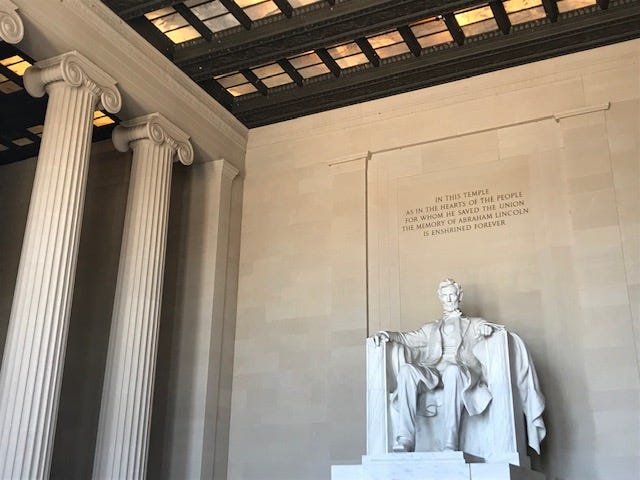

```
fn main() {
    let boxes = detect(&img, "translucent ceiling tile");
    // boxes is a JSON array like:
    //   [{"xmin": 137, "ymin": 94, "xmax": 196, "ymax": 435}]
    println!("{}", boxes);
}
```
[
  {"xmin": 191, "ymin": 1, "xmax": 229, "ymax": 19},
  {"xmin": 503, "ymin": 0, "xmax": 542, "ymax": 13},
  {"xmin": 461, "ymin": 18, "xmax": 498, "ymax": 36},
  {"xmin": 93, "ymin": 116, "xmax": 115, "ymax": 127},
  {"xmin": 144, "ymin": 7, "xmax": 175, "ymax": 21},
  {"xmin": 0, "ymin": 55, "xmax": 23, "ymax": 66},
  {"xmin": 417, "ymin": 30, "xmax": 453, "ymax": 48},
  {"xmin": 410, "ymin": 18, "xmax": 447, "ymax": 38},
  {"xmin": 0, "ymin": 144, "xmax": 8, "ymax": 152},
  {"xmin": 288, "ymin": 51, "xmax": 322, "ymax": 69},
  {"xmin": 298, "ymin": 63, "xmax": 330, "ymax": 79},
  {"xmin": 204, "ymin": 14, "xmax": 240, "ymax": 32},
  {"xmin": 289, "ymin": 0, "xmax": 322, "ymax": 7},
  {"xmin": 0, "ymin": 73, "xmax": 6, "ymax": 82},
  {"xmin": 151, "ymin": 12, "xmax": 188, "ymax": 32},
  {"xmin": 12, "ymin": 137, "xmax": 33, "ymax": 146},
  {"xmin": 253, "ymin": 63, "xmax": 284, "ymax": 78},
  {"xmin": 216, "ymin": 72, "xmax": 248, "ymax": 88},
  {"xmin": 7, "ymin": 60, "xmax": 30, "ymax": 76},
  {"xmin": 376, "ymin": 42, "xmax": 410, "ymax": 59},
  {"xmin": 455, "ymin": 5, "xmax": 494, "ymax": 27},
  {"xmin": 557, "ymin": 0, "xmax": 596, "ymax": 12},
  {"xmin": 240, "ymin": 0, "xmax": 281, "ymax": 21},
  {"xmin": 368, "ymin": 31, "xmax": 404, "ymax": 49},
  {"xmin": 328, "ymin": 42, "xmax": 361, "ymax": 59},
  {"xmin": 262, "ymin": 72, "xmax": 294, "ymax": 88},
  {"xmin": 228, "ymin": 83, "xmax": 258, "ymax": 96},
  {"xmin": 165, "ymin": 26, "xmax": 202, "ymax": 43},
  {"xmin": 335, "ymin": 53, "xmax": 368, "ymax": 69},
  {"xmin": 507, "ymin": 5, "xmax": 547, "ymax": 24},
  {"xmin": 0, "ymin": 81, "xmax": 21, "ymax": 94},
  {"xmin": 27, "ymin": 125, "xmax": 44, "ymax": 134}
]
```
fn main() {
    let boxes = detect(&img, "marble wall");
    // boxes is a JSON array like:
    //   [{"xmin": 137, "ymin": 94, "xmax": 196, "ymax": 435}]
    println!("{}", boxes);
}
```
[{"xmin": 230, "ymin": 40, "xmax": 640, "ymax": 480}]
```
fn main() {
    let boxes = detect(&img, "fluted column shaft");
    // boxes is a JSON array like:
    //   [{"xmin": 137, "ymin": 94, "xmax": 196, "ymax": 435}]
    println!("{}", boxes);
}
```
[
  {"xmin": 0, "ymin": 52, "xmax": 121, "ymax": 480},
  {"xmin": 93, "ymin": 114, "xmax": 192, "ymax": 480},
  {"xmin": 0, "ymin": 0, "xmax": 24, "ymax": 44}
]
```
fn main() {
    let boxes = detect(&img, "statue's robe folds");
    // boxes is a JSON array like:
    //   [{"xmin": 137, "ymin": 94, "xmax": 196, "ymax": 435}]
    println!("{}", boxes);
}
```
[{"xmin": 389, "ymin": 317, "xmax": 546, "ymax": 453}]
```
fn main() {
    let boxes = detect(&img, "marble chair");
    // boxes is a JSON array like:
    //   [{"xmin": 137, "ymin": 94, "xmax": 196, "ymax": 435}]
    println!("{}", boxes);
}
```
[{"xmin": 366, "ymin": 329, "xmax": 545, "ymax": 467}]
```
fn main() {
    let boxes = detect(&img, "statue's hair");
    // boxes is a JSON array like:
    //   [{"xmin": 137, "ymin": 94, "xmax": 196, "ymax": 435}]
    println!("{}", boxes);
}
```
[{"xmin": 437, "ymin": 278, "xmax": 462, "ymax": 297}]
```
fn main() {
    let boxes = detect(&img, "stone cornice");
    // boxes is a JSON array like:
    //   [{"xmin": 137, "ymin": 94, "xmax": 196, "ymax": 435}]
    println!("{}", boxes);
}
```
[
  {"xmin": 112, "ymin": 113, "xmax": 194, "ymax": 165},
  {"xmin": 214, "ymin": 158, "xmax": 240, "ymax": 181},
  {"xmin": 0, "ymin": 0, "xmax": 23, "ymax": 44},
  {"xmin": 23, "ymin": 51, "xmax": 122, "ymax": 113}
]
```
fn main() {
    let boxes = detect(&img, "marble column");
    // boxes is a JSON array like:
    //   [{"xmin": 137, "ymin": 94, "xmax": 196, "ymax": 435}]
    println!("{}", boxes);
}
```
[
  {"xmin": 93, "ymin": 113, "xmax": 193, "ymax": 480},
  {"xmin": 0, "ymin": 0, "xmax": 23, "ymax": 44},
  {"xmin": 0, "ymin": 51, "xmax": 121, "ymax": 479}
]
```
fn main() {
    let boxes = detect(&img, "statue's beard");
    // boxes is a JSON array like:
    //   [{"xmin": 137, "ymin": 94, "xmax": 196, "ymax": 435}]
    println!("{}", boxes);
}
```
[{"xmin": 442, "ymin": 307, "xmax": 462, "ymax": 318}]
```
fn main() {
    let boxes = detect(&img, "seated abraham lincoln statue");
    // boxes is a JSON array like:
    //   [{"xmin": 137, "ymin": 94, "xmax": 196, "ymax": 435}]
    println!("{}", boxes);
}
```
[{"xmin": 371, "ymin": 279, "xmax": 545, "ymax": 457}]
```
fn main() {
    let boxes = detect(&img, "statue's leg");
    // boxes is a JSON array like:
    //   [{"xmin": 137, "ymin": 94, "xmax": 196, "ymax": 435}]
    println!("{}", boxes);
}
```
[
  {"xmin": 393, "ymin": 364, "xmax": 425, "ymax": 452},
  {"xmin": 441, "ymin": 364, "xmax": 466, "ymax": 451}
]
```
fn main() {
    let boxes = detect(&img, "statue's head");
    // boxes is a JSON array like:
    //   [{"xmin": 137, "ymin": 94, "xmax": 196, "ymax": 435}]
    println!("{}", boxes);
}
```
[{"xmin": 437, "ymin": 278, "xmax": 462, "ymax": 312}]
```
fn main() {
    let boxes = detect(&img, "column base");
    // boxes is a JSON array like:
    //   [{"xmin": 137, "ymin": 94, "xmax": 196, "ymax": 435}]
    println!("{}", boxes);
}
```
[{"xmin": 331, "ymin": 452, "xmax": 546, "ymax": 480}]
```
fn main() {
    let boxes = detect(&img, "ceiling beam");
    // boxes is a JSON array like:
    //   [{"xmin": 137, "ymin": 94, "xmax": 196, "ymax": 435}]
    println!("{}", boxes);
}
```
[
  {"xmin": 398, "ymin": 26, "xmax": 422, "ymax": 57},
  {"xmin": 277, "ymin": 59, "xmax": 304, "ymax": 87},
  {"xmin": 174, "ymin": 0, "xmax": 485, "ymax": 79},
  {"xmin": 230, "ymin": 3, "xmax": 640, "ymax": 127},
  {"xmin": 174, "ymin": 3, "xmax": 213, "ymax": 41},
  {"xmin": 241, "ymin": 68, "xmax": 269, "ymax": 95},
  {"xmin": 489, "ymin": 1, "xmax": 511, "ymax": 35},
  {"xmin": 443, "ymin": 12, "xmax": 465, "ymax": 46},
  {"xmin": 315, "ymin": 48, "xmax": 341, "ymax": 77},
  {"xmin": 597, "ymin": 0, "xmax": 610, "ymax": 9},
  {"xmin": 542, "ymin": 0, "xmax": 559, "ymax": 22},
  {"xmin": 273, "ymin": 0, "xmax": 294, "ymax": 18},
  {"xmin": 219, "ymin": 0, "xmax": 253, "ymax": 30},
  {"xmin": 355, "ymin": 38, "xmax": 381, "ymax": 67},
  {"xmin": 128, "ymin": 16, "xmax": 175, "ymax": 59}
]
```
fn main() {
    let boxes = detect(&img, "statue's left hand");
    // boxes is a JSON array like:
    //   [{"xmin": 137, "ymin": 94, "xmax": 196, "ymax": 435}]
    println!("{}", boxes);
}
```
[{"xmin": 477, "ymin": 322, "xmax": 493, "ymax": 337}]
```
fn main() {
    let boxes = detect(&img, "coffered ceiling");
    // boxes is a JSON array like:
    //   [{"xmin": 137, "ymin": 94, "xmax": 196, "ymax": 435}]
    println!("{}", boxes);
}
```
[{"xmin": 1, "ymin": 0, "xmax": 639, "ymax": 165}]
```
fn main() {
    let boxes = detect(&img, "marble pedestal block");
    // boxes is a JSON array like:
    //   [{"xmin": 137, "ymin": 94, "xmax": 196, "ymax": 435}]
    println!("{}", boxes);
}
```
[{"xmin": 331, "ymin": 452, "xmax": 546, "ymax": 480}]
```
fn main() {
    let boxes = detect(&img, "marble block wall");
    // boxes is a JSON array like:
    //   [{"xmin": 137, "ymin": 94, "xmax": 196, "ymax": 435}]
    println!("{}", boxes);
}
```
[{"xmin": 230, "ymin": 40, "xmax": 640, "ymax": 480}]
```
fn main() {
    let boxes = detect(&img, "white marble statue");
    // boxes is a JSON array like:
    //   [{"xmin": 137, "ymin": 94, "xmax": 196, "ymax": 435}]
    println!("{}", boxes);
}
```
[{"xmin": 371, "ymin": 279, "xmax": 546, "ymax": 455}]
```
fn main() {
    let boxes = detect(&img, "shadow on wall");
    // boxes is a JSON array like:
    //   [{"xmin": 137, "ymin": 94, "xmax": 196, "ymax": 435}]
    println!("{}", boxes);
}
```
[{"xmin": 49, "ymin": 145, "xmax": 131, "ymax": 480}]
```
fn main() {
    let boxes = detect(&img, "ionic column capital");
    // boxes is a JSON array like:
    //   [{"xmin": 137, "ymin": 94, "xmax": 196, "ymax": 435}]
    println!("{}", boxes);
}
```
[
  {"xmin": 112, "ymin": 113, "xmax": 194, "ymax": 165},
  {"xmin": 0, "ymin": 0, "xmax": 23, "ymax": 44},
  {"xmin": 23, "ymin": 51, "xmax": 121, "ymax": 113}
]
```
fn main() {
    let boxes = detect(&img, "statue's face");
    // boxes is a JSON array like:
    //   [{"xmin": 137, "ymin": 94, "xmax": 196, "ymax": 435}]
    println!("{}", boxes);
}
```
[{"xmin": 438, "ymin": 284, "xmax": 460, "ymax": 312}]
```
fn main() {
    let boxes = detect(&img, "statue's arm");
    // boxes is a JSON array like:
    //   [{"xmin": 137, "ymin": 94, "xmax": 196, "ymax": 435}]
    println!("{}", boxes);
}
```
[{"xmin": 371, "ymin": 326, "xmax": 429, "ymax": 348}]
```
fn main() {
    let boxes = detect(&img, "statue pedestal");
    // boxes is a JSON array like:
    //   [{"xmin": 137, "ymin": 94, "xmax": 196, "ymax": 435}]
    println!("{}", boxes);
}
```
[{"xmin": 331, "ymin": 452, "xmax": 546, "ymax": 480}]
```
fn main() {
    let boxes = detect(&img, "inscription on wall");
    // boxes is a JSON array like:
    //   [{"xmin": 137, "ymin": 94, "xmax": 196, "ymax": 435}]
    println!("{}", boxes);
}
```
[{"xmin": 400, "ymin": 189, "xmax": 529, "ymax": 237}]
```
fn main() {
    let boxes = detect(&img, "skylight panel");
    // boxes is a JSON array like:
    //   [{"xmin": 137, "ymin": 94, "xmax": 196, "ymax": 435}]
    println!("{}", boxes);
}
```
[
  {"xmin": 236, "ymin": 0, "xmax": 281, "ymax": 21},
  {"xmin": 0, "ymin": 144, "xmax": 8, "ymax": 152},
  {"xmin": 410, "ymin": 18, "xmax": 452, "ymax": 49},
  {"xmin": 187, "ymin": 1, "xmax": 240, "ymax": 33},
  {"xmin": 557, "ymin": 0, "xmax": 596, "ymax": 12},
  {"xmin": 12, "ymin": 137, "xmax": 33, "ymax": 146},
  {"xmin": 215, "ymin": 71, "xmax": 259, "ymax": 97},
  {"xmin": 328, "ymin": 42, "xmax": 368, "ymax": 69},
  {"xmin": 252, "ymin": 63, "xmax": 294, "ymax": 88},
  {"xmin": 145, "ymin": 7, "xmax": 202, "ymax": 43},
  {"xmin": 93, "ymin": 111, "xmax": 115, "ymax": 127},
  {"xmin": 502, "ymin": 0, "xmax": 547, "ymax": 24},
  {"xmin": 454, "ymin": 5, "xmax": 499, "ymax": 36},
  {"xmin": 369, "ymin": 31, "xmax": 410, "ymax": 59},
  {"xmin": 289, "ymin": 0, "xmax": 323, "ymax": 7},
  {"xmin": 1, "ymin": 55, "xmax": 32, "ymax": 76}
]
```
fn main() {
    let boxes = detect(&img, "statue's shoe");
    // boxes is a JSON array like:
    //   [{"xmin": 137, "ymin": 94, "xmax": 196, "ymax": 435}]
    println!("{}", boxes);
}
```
[{"xmin": 392, "ymin": 437, "xmax": 414, "ymax": 452}]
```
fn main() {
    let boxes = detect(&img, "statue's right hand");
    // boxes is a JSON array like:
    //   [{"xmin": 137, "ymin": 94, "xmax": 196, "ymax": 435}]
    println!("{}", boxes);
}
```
[{"xmin": 371, "ymin": 331, "xmax": 390, "ymax": 347}]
